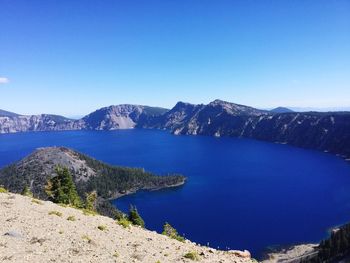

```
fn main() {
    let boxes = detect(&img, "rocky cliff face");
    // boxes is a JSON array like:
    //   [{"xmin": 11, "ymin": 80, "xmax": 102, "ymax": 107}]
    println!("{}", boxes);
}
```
[
  {"xmin": 82, "ymin": 104, "xmax": 167, "ymax": 130},
  {"xmin": 144, "ymin": 99, "xmax": 267, "ymax": 135},
  {"xmin": 83, "ymin": 105, "xmax": 142, "ymax": 130},
  {"xmin": 142, "ymin": 100, "xmax": 350, "ymax": 159},
  {"xmin": 0, "ymin": 114, "xmax": 84, "ymax": 133},
  {"xmin": 240, "ymin": 112, "xmax": 350, "ymax": 159},
  {"xmin": 1, "ymin": 101, "xmax": 350, "ymax": 159}
]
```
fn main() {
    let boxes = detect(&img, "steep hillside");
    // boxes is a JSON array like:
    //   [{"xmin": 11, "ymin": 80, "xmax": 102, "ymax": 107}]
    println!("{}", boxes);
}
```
[
  {"xmin": 83, "ymin": 104, "xmax": 168, "ymax": 130},
  {"xmin": 0, "ymin": 147, "xmax": 185, "ymax": 216},
  {"xmin": 150, "ymin": 100, "xmax": 267, "ymax": 135},
  {"xmin": 143, "ymin": 100, "xmax": 350, "ymax": 159},
  {"xmin": 139, "ymin": 99, "xmax": 266, "ymax": 131},
  {"xmin": 0, "ymin": 192, "xmax": 254, "ymax": 263}
]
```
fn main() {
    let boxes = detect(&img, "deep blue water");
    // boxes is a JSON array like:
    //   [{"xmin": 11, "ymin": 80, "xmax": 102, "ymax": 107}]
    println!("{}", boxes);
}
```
[{"xmin": 1, "ymin": 129, "xmax": 350, "ymax": 258}]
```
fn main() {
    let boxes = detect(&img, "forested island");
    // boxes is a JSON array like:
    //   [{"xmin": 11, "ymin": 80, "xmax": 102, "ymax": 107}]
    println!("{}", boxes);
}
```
[{"xmin": 0, "ymin": 147, "xmax": 186, "ymax": 218}]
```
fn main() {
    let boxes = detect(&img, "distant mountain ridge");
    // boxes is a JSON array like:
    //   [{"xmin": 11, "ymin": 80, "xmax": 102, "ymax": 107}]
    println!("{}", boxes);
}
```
[
  {"xmin": 270, "ymin": 107, "xmax": 294, "ymax": 113},
  {"xmin": 0, "ymin": 113, "xmax": 83, "ymax": 133},
  {"xmin": 0, "ymin": 104, "xmax": 167, "ymax": 133},
  {"xmin": 0, "ymin": 109, "xmax": 20, "ymax": 117},
  {"xmin": 1, "ymin": 100, "xmax": 350, "ymax": 159}
]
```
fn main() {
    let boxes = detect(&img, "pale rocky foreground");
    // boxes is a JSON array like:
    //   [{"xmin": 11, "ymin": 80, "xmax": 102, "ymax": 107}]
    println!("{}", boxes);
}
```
[{"xmin": 0, "ymin": 193, "xmax": 255, "ymax": 263}]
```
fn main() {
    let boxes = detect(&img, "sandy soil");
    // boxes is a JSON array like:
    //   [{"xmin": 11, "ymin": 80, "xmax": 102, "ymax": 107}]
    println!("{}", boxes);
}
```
[{"xmin": 0, "ymin": 193, "xmax": 254, "ymax": 263}]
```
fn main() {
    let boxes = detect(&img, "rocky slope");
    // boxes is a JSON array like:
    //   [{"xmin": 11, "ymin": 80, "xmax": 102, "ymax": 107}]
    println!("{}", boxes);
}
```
[
  {"xmin": 141, "ymin": 99, "xmax": 267, "ymax": 134},
  {"xmin": 0, "ymin": 192, "xmax": 254, "ymax": 263},
  {"xmin": 0, "ymin": 147, "xmax": 185, "ymax": 216},
  {"xmin": 142, "ymin": 100, "xmax": 350, "ymax": 159},
  {"xmin": 82, "ymin": 104, "xmax": 168, "ymax": 130}
]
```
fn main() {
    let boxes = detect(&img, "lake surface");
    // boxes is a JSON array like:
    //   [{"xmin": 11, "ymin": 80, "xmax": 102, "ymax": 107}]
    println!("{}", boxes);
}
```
[{"xmin": 1, "ymin": 129, "xmax": 350, "ymax": 258}]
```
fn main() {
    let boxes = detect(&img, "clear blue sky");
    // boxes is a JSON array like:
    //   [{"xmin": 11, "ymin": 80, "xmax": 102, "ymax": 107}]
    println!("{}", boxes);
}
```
[{"xmin": 1, "ymin": 0, "xmax": 349, "ymax": 116}]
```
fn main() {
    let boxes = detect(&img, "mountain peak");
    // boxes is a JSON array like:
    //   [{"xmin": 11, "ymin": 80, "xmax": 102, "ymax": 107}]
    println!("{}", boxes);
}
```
[
  {"xmin": 270, "ymin": 107, "xmax": 294, "ymax": 113},
  {"xmin": 209, "ymin": 99, "xmax": 233, "ymax": 106},
  {"xmin": 174, "ymin": 101, "xmax": 194, "ymax": 107},
  {"xmin": 210, "ymin": 99, "xmax": 226, "ymax": 103},
  {"xmin": 208, "ymin": 99, "xmax": 266, "ymax": 116}
]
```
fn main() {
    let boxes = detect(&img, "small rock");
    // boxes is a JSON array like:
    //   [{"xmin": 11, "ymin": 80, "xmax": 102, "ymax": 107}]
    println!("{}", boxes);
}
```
[
  {"xmin": 88, "ymin": 239, "xmax": 97, "ymax": 246},
  {"xmin": 132, "ymin": 252, "xmax": 145, "ymax": 261},
  {"xmin": 4, "ymin": 230, "xmax": 23, "ymax": 238},
  {"xmin": 229, "ymin": 249, "xmax": 251, "ymax": 258}
]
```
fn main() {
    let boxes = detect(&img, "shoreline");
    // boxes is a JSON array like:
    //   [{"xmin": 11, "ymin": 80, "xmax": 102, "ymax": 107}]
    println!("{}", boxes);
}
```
[{"xmin": 108, "ymin": 179, "xmax": 186, "ymax": 200}]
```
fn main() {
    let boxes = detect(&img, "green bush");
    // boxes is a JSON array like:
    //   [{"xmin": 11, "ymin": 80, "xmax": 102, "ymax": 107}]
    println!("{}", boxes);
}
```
[
  {"xmin": 85, "ymin": 191, "xmax": 97, "ymax": 212},
  {"xmin": 48, "ymin": 210, "xmax": 62, "ymax": 217},
  {"xmin": 67, "ymin": 215, "xmax": 76, "ymax": 221},
  {"xmin": 97, "ymin": 225, "xmax": 107, "ymax": 231},
  {"xmin": 82, "ymin": 235, "xmax": 92, "ymax": 242},
  {"xmin": 31, "ymin": 199, "xmax": 43, "ymax": 205},
  {"xmin": 128, "ymin": 205, "xmax": 145, "ymax": 228},
  {"xmin": 21, "ymin": 185, "xmax": 33, "ymax": 197},
  {"xmin": 0, "ymin": 186, "xmax": 8, "ymax": 193},
  {"xmin": 162, "ymin": 222, "xmax": 185, "ymax": 242},
  {"xmin": 184, "ymin": 251, "xmax": 200, "ymax": 261},
  {"xmin": 81, "ymin": 208, "xmax": 98, "ymax": 216},
  {"xmin": 117, "ymin": 217, "xmax": 132, "ymax": 228}
]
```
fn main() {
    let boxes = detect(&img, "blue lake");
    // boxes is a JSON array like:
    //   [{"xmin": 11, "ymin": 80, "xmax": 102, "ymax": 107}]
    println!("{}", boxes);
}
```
[{"xmin": 1, "ymin": 129, "xmax": 350, "ymax": 258}]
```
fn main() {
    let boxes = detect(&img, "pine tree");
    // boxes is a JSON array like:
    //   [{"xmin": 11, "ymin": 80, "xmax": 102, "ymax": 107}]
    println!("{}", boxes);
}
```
[
  {"xmin": 128, "ymin": 205, "xmax": 145, "ymax": 228},
  {"xmin": 45, "ymin": 166, "xmax": 82, "ymax": 207},
  {"xmin": 21, "ymin": 185, "xmax": 33, "ymax": 197},
  {"xmin": 85, "ymin": 191, "xmax": 97, "ymax": 211},
  {"xmin": 162, "ymin": 222, "xmax": 185, "ymax": 242}
]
